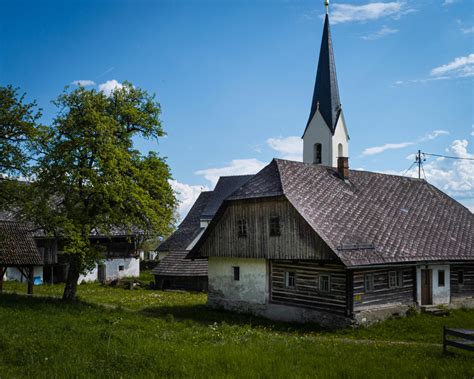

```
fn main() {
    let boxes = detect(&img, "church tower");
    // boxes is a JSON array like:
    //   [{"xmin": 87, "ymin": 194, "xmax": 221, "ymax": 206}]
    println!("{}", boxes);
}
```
[{"xmin": 302, "ymin": 1, "xmax": 349, "ymax": 167}]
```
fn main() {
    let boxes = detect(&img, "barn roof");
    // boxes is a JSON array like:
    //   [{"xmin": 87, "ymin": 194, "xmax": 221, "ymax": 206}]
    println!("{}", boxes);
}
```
[
  {"xmin": 192, "ymin": 159, "xmax": 474, "ymax": 267},
  {"xmin": 156, "ymin": 191, "xmax": 213, "ymax": 252},
  {"xmin": 152, "ymin": 250, "xmax": 207, "ymax": 277},
  {"xmin": 0, "ymin": 221, "xmax": 42, "ymax": 266}
]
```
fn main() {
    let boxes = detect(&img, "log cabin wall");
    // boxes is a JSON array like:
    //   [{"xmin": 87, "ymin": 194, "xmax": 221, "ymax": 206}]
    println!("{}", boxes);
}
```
[
  {"xmin": 270, "ymin": 261, "xmax": 347, "ymax": 316},
  {"xmin": 352, "ymin": 267, "xmax": 416, "ymax": 311},
  {"xmin": 450, "ymin": 263, "xmax": 474, "ymax": 298},
  {"xmin": 199, "ymin": 198, "xmax": 337, "ymax": 261}
]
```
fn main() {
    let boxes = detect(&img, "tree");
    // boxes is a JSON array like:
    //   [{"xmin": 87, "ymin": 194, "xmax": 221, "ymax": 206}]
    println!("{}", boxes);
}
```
[
  {"xmin": 32, "ymin": 83, "xmax": 176, "ymax": 300},
  {"xmin": 0, "ymin": 85, "xmax": 44, "ymax": 209}
]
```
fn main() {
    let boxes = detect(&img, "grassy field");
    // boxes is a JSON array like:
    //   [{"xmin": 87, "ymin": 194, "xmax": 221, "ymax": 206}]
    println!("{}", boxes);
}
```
[{"xmin": 1, "ymin": 274, "xmax": 473, "ymax": 378}]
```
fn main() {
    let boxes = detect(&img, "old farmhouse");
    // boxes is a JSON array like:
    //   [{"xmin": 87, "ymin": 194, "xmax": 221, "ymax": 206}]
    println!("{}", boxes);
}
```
[
  {"xmin": 153, "ymin": 175, "xmax": 252, "ymax": 291},
  {"xmin": 186, "ymin": 9, "xmax": 474, "ymax": 326}
]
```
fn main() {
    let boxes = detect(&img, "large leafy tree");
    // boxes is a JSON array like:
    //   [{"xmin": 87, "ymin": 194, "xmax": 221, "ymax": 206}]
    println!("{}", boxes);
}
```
[
  {"xmin": 0, "ymin": 85, "xmax": 44, "ymax": 209},
  {"xmin": 31, "ymin": 83, "xmax": 176, "ymax": 300}
]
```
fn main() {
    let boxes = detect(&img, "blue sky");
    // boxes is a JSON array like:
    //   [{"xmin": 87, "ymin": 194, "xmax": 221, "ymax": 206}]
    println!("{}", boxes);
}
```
[{"xmin": 1, "ymin": 0, "xmax": 473, "ymax": 217}]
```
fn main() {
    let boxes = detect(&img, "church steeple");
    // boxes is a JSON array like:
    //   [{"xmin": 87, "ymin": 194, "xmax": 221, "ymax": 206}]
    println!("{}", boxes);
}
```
[
  {"xmin": 302, "ymin": 2, "xmax": 349, "ymax": 167},
  {"xmin": 306, "ymin": 10, "xmax": 341, "ymax": 134}
]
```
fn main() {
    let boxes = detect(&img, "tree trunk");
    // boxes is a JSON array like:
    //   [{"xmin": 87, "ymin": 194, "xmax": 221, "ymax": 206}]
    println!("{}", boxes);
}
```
[{"xmin": 62, "ymin": 256, "xmax": 81, "ymax": 300}]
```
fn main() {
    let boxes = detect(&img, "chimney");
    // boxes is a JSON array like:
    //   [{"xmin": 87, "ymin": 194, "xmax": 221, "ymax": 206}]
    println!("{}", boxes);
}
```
[{"xmin": 337, "ymin": 157, "xmax": 349, "ymax": 179}]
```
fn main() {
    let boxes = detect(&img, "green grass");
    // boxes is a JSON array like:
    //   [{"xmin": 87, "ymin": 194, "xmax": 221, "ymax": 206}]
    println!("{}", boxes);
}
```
[{"xmin": 1, "ymin": 275, "xmax": 473, "ymax": 378}]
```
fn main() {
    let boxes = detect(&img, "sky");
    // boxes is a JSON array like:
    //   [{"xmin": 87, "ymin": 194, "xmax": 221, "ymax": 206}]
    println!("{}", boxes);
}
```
[{"xmin": 1, "ymin": 0, "xmax": 473, "ymax": 218}]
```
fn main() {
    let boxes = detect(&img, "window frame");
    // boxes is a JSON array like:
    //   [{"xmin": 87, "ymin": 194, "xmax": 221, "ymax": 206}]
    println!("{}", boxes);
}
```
[
  {"xmin": 458, "ymin": 271, "xmax": 464, "ymax": 285},
  {"xmin": 237, "ymin": 219, "xmax": 247, "ymax": 238},
  {"xmin": 364, "ymin": 273, "xmax": 375, "ymax": 292},
  {"xmin": 319, "ymin": 274, "xmax": 330, "ymax": 293},
  {"xmin": 438, "ymin": 270, "xmax": 445, "ymax": 287},
  {"xmin": 269, "ymin": 216, "xmax": 281, "ymax": 237},
  {"xmin": 389, "ymin": 270, "xmax": 403, "ymax": 288},
  {"xmin": 285, "ymin": 271, "xmax": 296, "ymax": 288},
  {"xmin": 233, "ymin": 266, "xmax": 240, "ymax": 281}
]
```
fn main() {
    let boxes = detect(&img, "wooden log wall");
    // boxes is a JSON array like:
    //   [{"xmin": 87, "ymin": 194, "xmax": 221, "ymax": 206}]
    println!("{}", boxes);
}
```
[
  {"xmin": 199, "ymin": 198, "xmax": 337, "ymax": 261},
  {"xmin": 352, "ymin": 267, "xmax": 415, "ymax": 311},
  {"xmin": 270, "ymin": 261, "xmax": 347, "ymax": 315},
  {"xmin": 450, "ymin": 264, "xmax": 474, "ymax": 298}
]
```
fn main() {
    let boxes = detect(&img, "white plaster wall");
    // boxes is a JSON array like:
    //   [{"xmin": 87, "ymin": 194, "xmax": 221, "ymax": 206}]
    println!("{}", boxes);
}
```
[
  {"xmin": 303, "ymin": 110, "xmax": 349, "ymax": 167},
  {"xmin": 416, "ymin": 264, "xmax": 451, "ymax": 305},
  {"xmin": 303, "ymin": 111, "xmax": 333, "ymax": 166},
  {"xmin": 4, "ymin": 266, "xmax": 43, "ymax": 283},
  {"xmin": 79, "ymin": 258, "xmax": 140, "ymax": 283},
  {"xmin": 208, "ymin": 257, "xmax": 268, "ymax": 305}
]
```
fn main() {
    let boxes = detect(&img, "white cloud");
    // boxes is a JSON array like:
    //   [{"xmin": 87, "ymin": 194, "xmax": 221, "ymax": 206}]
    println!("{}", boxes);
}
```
[
  {"xmin": 71, "ymin": 80, "xmax": 96, "ymax": 87},
  {"xmin": 170, "ymin": 179, "xmax": 209, "ymax": 221},
  {"xmin": 98, "ymin": 79, "xmax": 123, "ymax": 96},
  {"xmin": 361, "ymin": 26, "xmax": 399, "ymax": 40},
  {"xmin": 266, "ymin": 136, "xmax": 303, "ymax": 161},
  {"xmin": 471, "ymin": 125, "xmax": 474, "ymax": 137},
  {"xmin": 362, "ymin": 142, "xmax": 414, "ymax": 156},
  {"xmin": 331, "ymin": 2, "xmax": 412, "ymax": 24},
  {"xmin": 443, "ymin": 0, "xmax": 460, "ymax": 5},
  {"xmin": 430, "ymin": 53, "xmax": 474, "ymax": 78},
  {"xmin": 424, "ymin": 130, "xmax": 450, "ymax": 140},
  {"xmin": 461, "ymin": 26, "xmax": 474, "ymax": 34},
  {"xmin": 195, "ymin": 159, "xmax": 266, "ymax": 187}
]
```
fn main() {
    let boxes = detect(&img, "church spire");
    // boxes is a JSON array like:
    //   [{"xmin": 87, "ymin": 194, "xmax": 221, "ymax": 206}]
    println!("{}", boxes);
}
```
[{"xmin": 306, "ymin": 4, "xmax": 341, "ymax": 134}]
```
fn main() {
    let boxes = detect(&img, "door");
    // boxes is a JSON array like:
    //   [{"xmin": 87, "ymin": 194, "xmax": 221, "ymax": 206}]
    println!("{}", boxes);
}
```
[
  {"xmin": 421, "ymin": 269, "xmax": 432, "ymax": 305},
  {"xmin": 98, "ymin": 265, "xmax": 106, "ymax": 283}
]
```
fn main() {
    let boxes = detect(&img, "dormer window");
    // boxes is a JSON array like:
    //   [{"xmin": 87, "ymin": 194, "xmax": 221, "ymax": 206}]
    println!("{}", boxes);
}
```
[{"xmin": 313, "ymin": 143, "xmax": 322, "ymax": 164}]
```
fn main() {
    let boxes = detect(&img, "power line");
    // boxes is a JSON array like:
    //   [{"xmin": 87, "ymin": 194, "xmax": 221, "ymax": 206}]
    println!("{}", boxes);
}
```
[
  {"xmin": 402, "ymin": 161, "xmax": 416, "ymax": 177},
  {"xmin": 424, "ymin": 152, "xmax": 474, "ymax": 161}
]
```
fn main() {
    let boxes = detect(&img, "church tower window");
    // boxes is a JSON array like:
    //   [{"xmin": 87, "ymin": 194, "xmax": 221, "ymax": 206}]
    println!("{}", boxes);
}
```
[{"xmin": 313, "ymin": 143, "xmax": 322, "ymax": 164}]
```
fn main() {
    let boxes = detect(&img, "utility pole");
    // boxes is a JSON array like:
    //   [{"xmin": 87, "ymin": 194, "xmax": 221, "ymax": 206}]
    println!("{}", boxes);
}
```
[{"xmin": 415, "ymin": 150, "xmax": 425, "ymax": 179}]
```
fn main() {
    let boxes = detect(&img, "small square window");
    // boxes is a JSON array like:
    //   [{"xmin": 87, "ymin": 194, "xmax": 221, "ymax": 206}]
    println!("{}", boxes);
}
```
[
  {"xmin": 319, "ymin": 274, "xmax": 330, "ymax": 293},
  {"xmin": 365, "ymin": 273, "xmax": 374, "ymax": 292},
  {"xmin": 458, "ymin": 271, "xmax": 464, "ymax": 285},
  {"xmin": 269, "ymin": 217, "xmax": 281, "ymax": 237},
  {"xmin": 285, "ymin": 272, "xmax": 295, "ymax": 288},
  {"xmin": 118, "ymin": 265, "xmax": 124, "ymax": 271},
  {"xmin": 389, "ymin": 271, "xmax": 403, "ymax": 288},
  {"xmin": 238, "ymin": 219, "xmax": 247, "ymax": 238},
  {"xmin": 438, "ymin": 270, "xmax": 445, "ymax": 287},
  {"xmin": 233, "ymin": 266, "xmax": 240, "ymax": 281}
]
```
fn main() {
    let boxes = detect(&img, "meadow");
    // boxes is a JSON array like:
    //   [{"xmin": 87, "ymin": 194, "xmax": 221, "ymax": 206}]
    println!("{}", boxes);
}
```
[{"xmin": 1, "ymin": 274, "xmax": 473, "ymax": 378}]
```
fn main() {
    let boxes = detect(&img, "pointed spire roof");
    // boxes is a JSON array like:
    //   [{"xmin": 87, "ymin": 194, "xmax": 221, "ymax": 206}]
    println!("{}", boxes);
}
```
[{"xmin": 305, "ymin": 13, "xmax": 341, "ymax": 135}]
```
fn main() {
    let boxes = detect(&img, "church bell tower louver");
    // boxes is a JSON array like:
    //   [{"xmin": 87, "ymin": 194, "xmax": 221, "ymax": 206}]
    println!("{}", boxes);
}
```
[{"xmin": 302, "ymin": 0, "xmax": 349, "ymax": 167}]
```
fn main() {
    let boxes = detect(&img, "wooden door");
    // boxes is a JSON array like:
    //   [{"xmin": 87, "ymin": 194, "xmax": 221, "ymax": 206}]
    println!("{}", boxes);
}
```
[
  {"xmin": 421, "ymin": 269, "xmax": 432, "ymax": 305},
  {"xmin": 98, "ymin": 265, "xmax": 106, "ymax": 283}
]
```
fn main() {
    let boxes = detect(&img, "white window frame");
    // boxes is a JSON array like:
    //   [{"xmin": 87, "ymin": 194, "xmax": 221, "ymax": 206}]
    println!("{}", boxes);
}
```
[
  {"xmin": 285, "ymin": 271, "xmax": 295, "ymax": 288},
  {"xmin": 319, "ymin": 274, "xmax": 330, "ymax": 293}
]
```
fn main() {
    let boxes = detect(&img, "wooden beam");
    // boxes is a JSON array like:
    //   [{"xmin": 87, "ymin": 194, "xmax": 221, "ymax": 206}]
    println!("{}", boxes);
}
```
[{"xmin": 27, "ymin": 267, "xmax": 34, "ymax": 295}]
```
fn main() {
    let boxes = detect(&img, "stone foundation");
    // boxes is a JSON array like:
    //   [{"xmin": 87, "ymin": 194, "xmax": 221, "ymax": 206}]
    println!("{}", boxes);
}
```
[
  {"xmin": 449, "ymin": 296, "xmax": 474, "ymax": 309},
  {"xmin": 353, "ymin": 304, "xmax": 415, "ymax": 326}
]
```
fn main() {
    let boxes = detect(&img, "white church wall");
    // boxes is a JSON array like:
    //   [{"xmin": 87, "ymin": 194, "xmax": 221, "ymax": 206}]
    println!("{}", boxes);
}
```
[
  {"xmin": 331, "ymin": 112, "xmax": 349, "ymax": 167},
  {"xmin": 303, "ymin": 111, "xmax": 333, "ymax": 165}
]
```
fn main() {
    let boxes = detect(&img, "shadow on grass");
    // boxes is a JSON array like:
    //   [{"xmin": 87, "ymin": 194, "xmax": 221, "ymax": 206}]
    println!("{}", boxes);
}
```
[{"xmin": 140, "ymin": 303, "xmax": 330, "ymax": 334}]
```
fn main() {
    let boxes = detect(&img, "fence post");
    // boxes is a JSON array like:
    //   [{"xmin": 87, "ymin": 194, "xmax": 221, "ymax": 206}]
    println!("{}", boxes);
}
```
[{"xmin": 443, "ymin": 326, "xmax": 446, "ymax": 354}]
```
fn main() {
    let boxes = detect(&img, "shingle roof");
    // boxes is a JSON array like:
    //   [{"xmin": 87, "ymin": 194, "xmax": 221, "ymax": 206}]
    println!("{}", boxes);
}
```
[
  {"xmin": 152, "ymin": 250, "xmax": 207, "ymax": 277},
  {"xmin": 0, "ymin": 221, "xmax": 43, "ymax": 266},
  {"xmin": 156, "ymin": 191, "xmax": 213, "ymax": 252},
  {"xmin": 194, "ymin": 159, "xmax": 474, "ymax": 267},
  {"xmin": 201, "ymin": 175, "xmax": 253, "ymax": 219},
  {"xmin": 303, "ymin": 14, "xmax": 341, "ymax": 136}
]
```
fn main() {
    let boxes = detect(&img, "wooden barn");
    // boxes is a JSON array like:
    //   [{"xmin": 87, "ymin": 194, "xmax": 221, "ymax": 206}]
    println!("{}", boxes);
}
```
[
  {"xmin": 186, "ymin": 8, "xmax": 474, "ymax": 327},
  {"xmin": 0, "ymin": 220, "xmax": 43, "ymax": 294},
  {"xmin": 153, "ymin": 175, "xmax": 252, "ymax": 291}
]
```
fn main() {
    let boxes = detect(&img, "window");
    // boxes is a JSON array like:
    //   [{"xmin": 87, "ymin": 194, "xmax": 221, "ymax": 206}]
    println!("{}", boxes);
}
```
[
  {"xmin": 238, "ymin": 219, "xmax": 247, "ymax": 238},
  {"xmin": 338, "ymin": 143, "xmax": 343, "ymax": 158},
  {"xmin": 365, "ymin": 273, "xmax": 375, "ymax": 292},
  {"xmin": 313, "ymin": 143, "xmax": 322, "ymax": 164},
  {"xmin": 389, "ymin": 271, "xmax": 403, "ymax": 288},
  {"xmin": 319, "ymin": 274, "xmax": 330, "ymax": 293},
  {"xmin": 285, "ymin": 271, "xmax": 295, "ymax": 288},
  {"xmin": 233, "ymin": 266, "xmax": 240, "ymax": 281},
  {"xmin": 118, "ymin": 265, "xmax": 124, "ymax": 271},
  {"xmin": 438, "ymin": 270, "xmax": 445, "ymax": 287},
  {"xmin": 269, "ymin": 217, "xmax": 281, "ymax": 237},
  {"xmin": 458, "ymin": 271, "xmax": 464, "ymax": 285}
]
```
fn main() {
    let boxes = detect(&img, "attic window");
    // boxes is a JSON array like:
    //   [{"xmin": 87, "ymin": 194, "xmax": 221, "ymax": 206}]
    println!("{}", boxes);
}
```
[
  {"xmin": 238, "ymin": 219, "xmax": 247, "ymax": 238},
  {"xmin": 269, "ymin": 217, "xmax": 281, "ymax": 237},
  {"xmin": 313, "ymin": 143, "xmax": 322, "ymax": 164}
]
